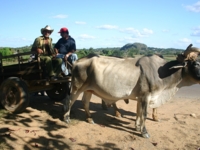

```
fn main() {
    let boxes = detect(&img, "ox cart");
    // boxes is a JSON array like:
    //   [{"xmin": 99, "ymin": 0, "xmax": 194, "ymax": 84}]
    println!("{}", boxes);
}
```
[{"xmin": 0, "ymin": 51, "xmax": 71, "ymax": 113}]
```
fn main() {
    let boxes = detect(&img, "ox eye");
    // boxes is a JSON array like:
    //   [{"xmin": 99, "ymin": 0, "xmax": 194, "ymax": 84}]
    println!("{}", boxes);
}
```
[{"xmin": 193, "ymin": 61, "xmax": 200, "ymax": 67}]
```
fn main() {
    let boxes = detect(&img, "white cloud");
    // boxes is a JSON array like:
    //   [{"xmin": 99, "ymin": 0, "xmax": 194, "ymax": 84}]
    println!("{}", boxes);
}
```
[
  {"xmin": 52, "ymin": 14, "xmax": 68, "ymax": 19},
  {"xmin": 178, "ymin": 38, "xmax": 192, "ymax": 43},
  {"xmin": 0, "ymin": 37, "xmax": 32, "ymax": 47},
  {"xmin": 196, "ymin": 39, "xmax": 200, "ymax": 43},
  {"xmin": 191, "ymin": 26, "xmax": 200, "ymax": 36},
  {"xmin": 0, "ymin": 37, "xmax": 32, "ymax": 42},
  {"xmin": 78, "ymin": 34, "xmax": 96, "ymax": 39},
  {"xmin": 75, "ymin": 21, "xmax": 86, "ymax": 25},
  {"xmin": 185, "ymin": 1, "xmax": 200, "ymax": 12},
  {"xmin": 122, "ymin": 27, "xmax": 153, "ymax": 37},
  {"xmin": 118, "ymin": 36, "xmax": 140, "ymax": 43},
  {"xmin": 122, "ymin": 28, "xmax": 141, "ymax": 36},
  {"xmin": 142, "ymin": 28, "xmax": 153, "ymax": 35},
  {"xmin": 96, "ymin": 25, "xmax": 118, "ymax": 30}
]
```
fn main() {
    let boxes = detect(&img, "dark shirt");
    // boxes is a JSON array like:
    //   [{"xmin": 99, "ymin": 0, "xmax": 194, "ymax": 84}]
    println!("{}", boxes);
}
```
[
  {"xmin": 54, "ymin": 36, "xmax": 76, "ymax": 55},
  {"xmin": 45, "ymin": 44, "xmax": 51, "ymax": 55}
]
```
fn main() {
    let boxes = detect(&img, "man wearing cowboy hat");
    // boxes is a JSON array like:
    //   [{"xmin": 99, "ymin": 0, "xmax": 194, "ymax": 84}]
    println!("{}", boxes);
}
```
[{"xmin": 31, "ymin": 25, "xmax": 62, "ymax": 81}]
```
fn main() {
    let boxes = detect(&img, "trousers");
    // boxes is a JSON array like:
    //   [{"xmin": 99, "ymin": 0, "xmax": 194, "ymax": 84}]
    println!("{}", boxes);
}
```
[
  {"xmin": 40, "ymin": 55, "xmax": 62, "ymax": 77},
  {"xmin": 56, "ymin": 53, "xmax": 78, "ymax": 75}
]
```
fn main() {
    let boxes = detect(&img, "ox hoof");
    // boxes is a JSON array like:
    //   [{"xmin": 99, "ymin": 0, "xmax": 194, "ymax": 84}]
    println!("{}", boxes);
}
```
[
  {"xmin": 87, "ymin": 118, "xmax": 95, "ymax": 124},
  {"xmin": 154, "ymin": 119, "xmax": 160, "ymax": 122},
  {"xmin": 153, "ymin": 118, "xmax": 160, "ymax": 122},
  {"xmin": 142, "ymin": 133, "xmax": 150, "ymax": 138},
  {"xmin": 115, "ymin": 113, "xmax": 122, "ymax": 118},
  {"xmin": 64, "ymin": 117, "xmax": 71, "ymax": 124}
]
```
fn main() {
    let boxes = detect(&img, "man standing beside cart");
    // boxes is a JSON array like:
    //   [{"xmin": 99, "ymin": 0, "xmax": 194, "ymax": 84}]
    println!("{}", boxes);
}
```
[{"xmin": 31, "ymin": 25, "xmax": 63, "ymax": 81}]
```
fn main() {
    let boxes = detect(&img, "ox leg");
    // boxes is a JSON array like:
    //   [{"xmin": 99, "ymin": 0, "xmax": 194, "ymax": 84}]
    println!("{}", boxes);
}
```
[
  {"xmin": 82, "ymin": 92, "xmax": 94, "ymax": 124},
  {"xmin": 101, "ymin": 99, "xmax": 108, "ymax": 110},
  {"xmin": 136, "ymin": 98, "xmax": 150, "ymax": 138},
  {"xmin": 135, "ymin": 101, "xmax": 141, "ymax": 132},
  {"xmin": 113, "ymin": 99, "xmax": 129, "ymax": 117},
  {"xmin": 152, "ymin": 108, "xmax": 159, "ymax": 122},
  {"xmin": 102, "ymin": 100, "xmax": 121, "ymax": 117},
  {"xmin": 63, "ymin": 93, "xmax": 80, "ymax": 123},
  {"xmin": 140, "ymin": 99, "xmax": 150, "ymax": 138},
  {"xmin": 112, "ymin": 103, "xmax": 121, "ymax": 118}
]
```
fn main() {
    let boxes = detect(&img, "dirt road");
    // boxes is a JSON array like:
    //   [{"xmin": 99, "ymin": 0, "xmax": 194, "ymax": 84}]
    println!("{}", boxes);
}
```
[{"xmin": 0, "ymin": 85, "xmax": 200, "ymax": 149}]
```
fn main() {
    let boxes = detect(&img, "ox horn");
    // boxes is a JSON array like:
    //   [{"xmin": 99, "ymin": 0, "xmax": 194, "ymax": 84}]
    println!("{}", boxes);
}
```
[{"xmin": 183, "ymin": 44, "xmax": 200, "ymax": 61}]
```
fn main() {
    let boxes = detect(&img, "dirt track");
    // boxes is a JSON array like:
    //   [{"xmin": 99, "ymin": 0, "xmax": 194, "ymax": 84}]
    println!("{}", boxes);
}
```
[{"xmin": 0, "ymin": 85, "xmax": 200, "ymax": 150}]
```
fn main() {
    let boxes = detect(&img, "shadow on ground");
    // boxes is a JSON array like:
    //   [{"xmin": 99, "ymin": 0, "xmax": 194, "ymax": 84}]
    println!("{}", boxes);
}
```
[
  {"xmin": 29, "ymin": 95, "xmax": 142, "ymax": 137},
  {"xmin": 0, "ymin": 95, "xmax": 143, "ymax": 149}
]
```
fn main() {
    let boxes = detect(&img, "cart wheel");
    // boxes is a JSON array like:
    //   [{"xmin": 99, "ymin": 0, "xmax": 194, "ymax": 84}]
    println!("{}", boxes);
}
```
[
  {"xmin": 0, "ymin": 77, "xmax": 29, "ymax": 113},
  {"xmin": 46, "ymin": 82, "xmax": 70, "ymax": 102}
]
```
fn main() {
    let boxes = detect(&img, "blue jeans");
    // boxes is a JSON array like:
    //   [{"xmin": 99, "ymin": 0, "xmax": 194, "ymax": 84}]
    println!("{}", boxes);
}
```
[{"xmin": 56, "ymin": 53, "xmax": 78, "ymax": 75}]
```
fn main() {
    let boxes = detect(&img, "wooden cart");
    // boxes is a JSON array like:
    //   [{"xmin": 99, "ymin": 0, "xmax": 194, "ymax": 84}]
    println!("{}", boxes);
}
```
[{"xmin": 0, "ymin": 51, "xmax": 71, "ymax": 113}]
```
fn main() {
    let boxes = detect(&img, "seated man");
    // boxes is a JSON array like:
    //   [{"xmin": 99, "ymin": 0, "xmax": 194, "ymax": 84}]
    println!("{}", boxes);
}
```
[
  {"xmin": 31, "ymin": 25, "xmax": 62, "ymax": 80},
  {"xmin": 54, "ymin": 27, "xmax": 78, "ymax": 76}
]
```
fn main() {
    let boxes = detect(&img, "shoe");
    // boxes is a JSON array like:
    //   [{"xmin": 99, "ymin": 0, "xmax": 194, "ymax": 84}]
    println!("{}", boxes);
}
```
[
  {"xmin": 50, "ymin": 76, "xmax": 58, "ymax": 81},
  {"xmin": 62, "ymin": 74, "xmax": 71, "ymax": 78},
  {"xmin": 40, "ymin": 91, "xmax": 45, "ymax": 96},
  {"xmin": 57, "ymin": 74, "xmax": 64, "ymax": 80},
  {"xmin": 67, "ymin": 73, "xmax": 72, "ymax": 76}
]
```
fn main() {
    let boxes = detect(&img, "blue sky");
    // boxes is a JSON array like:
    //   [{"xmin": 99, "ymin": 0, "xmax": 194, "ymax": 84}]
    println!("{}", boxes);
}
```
[{"xmin": 0, "ymin": 0, "xmax": 200, "ymax": 49}]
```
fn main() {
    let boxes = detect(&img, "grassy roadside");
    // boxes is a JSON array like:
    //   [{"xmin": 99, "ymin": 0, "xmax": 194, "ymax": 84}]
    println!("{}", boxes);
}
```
[
  {"xmin": 0, "ymin": 108, "xmax": 8, "ymax": 119},
  {"xmin": 163, "ymin": 55, "xmax": 176, "ymax": 61}
]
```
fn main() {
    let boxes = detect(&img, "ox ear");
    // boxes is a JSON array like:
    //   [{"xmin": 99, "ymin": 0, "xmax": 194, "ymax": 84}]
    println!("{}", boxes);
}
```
[
  {"xmin": 169, "ymin": 62, "xmax": 187, "ymax": 69},
  {"xmin": 184, "ymin": 44, "xmax": 200, "ymax": 61}
]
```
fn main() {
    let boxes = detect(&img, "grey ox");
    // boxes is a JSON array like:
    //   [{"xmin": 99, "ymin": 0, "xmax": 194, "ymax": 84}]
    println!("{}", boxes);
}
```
[{"xmin": 63, "ymin": 44, "xmax": 200, "ymax": 138}]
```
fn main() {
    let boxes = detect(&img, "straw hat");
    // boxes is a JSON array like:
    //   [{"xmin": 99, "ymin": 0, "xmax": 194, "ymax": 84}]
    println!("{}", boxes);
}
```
[{"xmin": 41, "ymin": 25, "xmax": 54, "ymax": 34}]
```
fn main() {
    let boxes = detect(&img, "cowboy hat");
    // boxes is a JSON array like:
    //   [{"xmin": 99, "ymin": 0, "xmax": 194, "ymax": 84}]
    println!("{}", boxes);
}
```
[{"xmin": 41, "ymin": 25, "xmax": 54, "ymax": 34}]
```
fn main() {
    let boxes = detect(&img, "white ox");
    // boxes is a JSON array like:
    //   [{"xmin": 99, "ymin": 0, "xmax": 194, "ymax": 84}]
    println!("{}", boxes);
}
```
[{"xmin": 63, "ymin": 44, "xmax": 200, "ymax": 138}]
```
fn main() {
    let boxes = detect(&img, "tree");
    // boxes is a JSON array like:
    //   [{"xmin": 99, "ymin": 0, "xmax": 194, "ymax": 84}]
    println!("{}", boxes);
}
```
[
  {"xmin": 0, "ymin": 48, "xmax": 13, "ymax": 56},
  {"xmin": 88, "ymin": 47, "xmax": 95, "ymax": 54},
  {"xmin": 127, "ymin": 49, "xmax": 135, "ymax": 57},
  {"xmin": 111, "ymin": 50, "xmax": 124, "ymax": 58},
  {"xmin": 76, "ymin": 50, "xmax": 88, "ymax": 58},
  {"xmin": 100, "ymin": 49, "xmax": 113, "ymax": 56}
]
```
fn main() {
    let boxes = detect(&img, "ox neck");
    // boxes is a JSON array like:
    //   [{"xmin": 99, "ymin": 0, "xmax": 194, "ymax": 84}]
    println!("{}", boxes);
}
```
[{"xmin": 177, "ymin": 75, "xmax": 197, "ymax": 88}]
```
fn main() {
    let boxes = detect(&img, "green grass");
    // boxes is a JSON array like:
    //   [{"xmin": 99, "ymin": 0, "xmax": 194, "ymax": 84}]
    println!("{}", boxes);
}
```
[
  {"xmin": 0, "ymin": 108, "xmax": 8, "ymax": 119},
  {"xmin": 2, "ymin": 54, "xmax": 30, "ymax": 66},
  {"xmin": 163, "ymin": 55, "xmax": 176, "ymax": 61}
]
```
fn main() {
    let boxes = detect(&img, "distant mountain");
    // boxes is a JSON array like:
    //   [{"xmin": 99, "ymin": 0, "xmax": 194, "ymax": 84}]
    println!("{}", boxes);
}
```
[{"xmin": 120, "ymin": 43, "xmax": 148, "ymax": 51}]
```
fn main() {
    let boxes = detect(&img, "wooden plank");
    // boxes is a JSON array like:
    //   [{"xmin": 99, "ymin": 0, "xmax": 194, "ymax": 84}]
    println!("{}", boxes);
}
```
[
  {"xmin": 1, "ymin": 51, "xmax": 36, "ymax": 59},
  {"xmin": 0, "ymin": 69, "xmax": 43, "ymax": 76}
]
